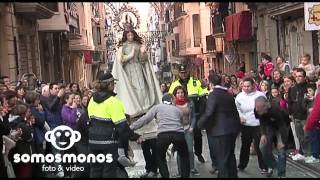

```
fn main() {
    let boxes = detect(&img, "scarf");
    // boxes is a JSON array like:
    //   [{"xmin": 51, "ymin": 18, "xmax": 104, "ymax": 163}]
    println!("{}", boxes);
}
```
[{"xmin": 175, "ymin": 97, "xmax": 187, "ymax": 105}]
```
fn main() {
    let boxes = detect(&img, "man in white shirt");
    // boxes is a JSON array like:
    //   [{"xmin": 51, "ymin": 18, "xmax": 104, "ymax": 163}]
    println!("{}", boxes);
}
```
[{"xmin": 235, "ymin": 77, "xmax": 268, "ymax": 174}]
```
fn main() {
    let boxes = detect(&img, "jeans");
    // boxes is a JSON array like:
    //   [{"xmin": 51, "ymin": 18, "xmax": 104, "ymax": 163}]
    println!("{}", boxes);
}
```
[
  {"xmin": 310, "ymin": 129, "xmax": 320, "ymax": 159},
  {"xmin": 259, "ymin": 127, "xmax": 286, "ymax": 177},
  {"xmin": 157, "ymin": 132, "xmax": 190, "ymax": 178},
  {"xmin": 238, "ymin": 125, "xmax": 267, "ymax": 170},
  {"xmin": 141, "ymin": 138, "xmax": 158, "ymax": 173},
  {"xmin": 209, "ymin": 133, "xmax": 238, "ymax": 178},
  {"xmin": 293, "ymin": 119, "xmax": 311, "ymax": 156},
  {"xmin": 177, "ymin": 129, "xmax": 195, "ymax": 174},
  {"xmin": 207, "ymin": 134, "xmax": 217, "ymax": 168}
]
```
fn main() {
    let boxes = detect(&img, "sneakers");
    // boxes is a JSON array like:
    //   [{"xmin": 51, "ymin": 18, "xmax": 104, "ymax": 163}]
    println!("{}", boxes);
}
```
[
  {"xmin": 118, "ymin": 155, "xmax": 137, "ymax": 167},
  {"xmin": 56, "ymin": 171, "xmax": 64, "ymax": 178},
  {"xmin": 191, "ymin": 168, "xmax": 200, "ymax": 176},
  {"xmin": 146, "ymin": 171, "xmax": 158, "ymax": 178},
  {"xmin": 305, "ymin": 156, "xmax": 320, "ymax": 163},
  {"xmin": 291, "ymin": 153, "xmax": 305, "ymax": 161},
  {"xmin": 171, "ymin": 173, "xmax": 181, "ymax": 178},
  {"xmin": 260, "ymin": 168, "xmax": 268, "ymax": 174},
  {"xmin": 140, "ymin": 172, "xmax": 149, "ymax": 178},
  {"xmin": 210, "ymin": 167, "xmax": 218, "ymax": 174},
  {"xmin": 288, "ymin": 149, "xmax": 300, "ymax": 158},
  {"xmin": 266, "ymin": 168, "xmax": 273, "ymax": 178},
  {"xmin": 197, "ymin": 155, "xmax": 205, "ymax": 163}
]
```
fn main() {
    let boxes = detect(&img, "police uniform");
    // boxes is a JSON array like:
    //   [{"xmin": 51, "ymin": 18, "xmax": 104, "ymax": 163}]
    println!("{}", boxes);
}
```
[
  {"xmin": 168, "ymin": 65, "xmax": 207, "ymax": 162},
  {"xmin": 87, "ymin": 73, "xmax": 139, "ymax": 178}
]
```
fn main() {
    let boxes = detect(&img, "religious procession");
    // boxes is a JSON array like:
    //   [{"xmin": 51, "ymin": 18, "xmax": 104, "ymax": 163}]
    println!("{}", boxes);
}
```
[{"xmin": 1, "ymin": 2, "xmax": 320, "ymax": 178}]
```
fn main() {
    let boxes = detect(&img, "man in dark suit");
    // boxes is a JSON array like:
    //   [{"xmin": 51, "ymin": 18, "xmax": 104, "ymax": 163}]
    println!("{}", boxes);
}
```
[{"xmin": 198, "ymin": 73, "xmax": 241, "ymax": 178}]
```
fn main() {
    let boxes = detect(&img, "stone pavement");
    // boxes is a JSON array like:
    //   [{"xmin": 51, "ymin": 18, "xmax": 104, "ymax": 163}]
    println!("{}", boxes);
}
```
[{"xmin": 126, "ymin": 131, "xmax": 319, "ymax": 178}]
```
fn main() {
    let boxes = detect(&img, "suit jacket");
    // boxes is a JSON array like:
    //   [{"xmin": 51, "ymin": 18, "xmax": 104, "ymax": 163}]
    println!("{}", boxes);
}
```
[{"xmin": 198, "ymin": 86, "xmax": 241, "ymax": 136}]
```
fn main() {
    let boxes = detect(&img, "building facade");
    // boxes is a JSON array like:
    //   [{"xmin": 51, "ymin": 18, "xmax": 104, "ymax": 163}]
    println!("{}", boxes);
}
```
[{"xmin": 0, "ymin": 2, "xmax": 107, "ymax": 88}]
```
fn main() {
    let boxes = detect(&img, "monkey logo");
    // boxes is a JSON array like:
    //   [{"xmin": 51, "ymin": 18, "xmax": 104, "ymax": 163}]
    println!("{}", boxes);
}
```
[{"xmin": 45, "ymin": 125, "xmax": 81, "ymax": 151}]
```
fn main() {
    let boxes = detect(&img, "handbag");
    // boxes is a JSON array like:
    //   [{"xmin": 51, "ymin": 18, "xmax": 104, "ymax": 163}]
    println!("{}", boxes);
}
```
[
  {"xmin": 2, "ymin": 135, "xmax": 16, "ymax": 156},
  {"xmin": 3, "ymin": 156, "xmax": 16, "ymax": 178}
]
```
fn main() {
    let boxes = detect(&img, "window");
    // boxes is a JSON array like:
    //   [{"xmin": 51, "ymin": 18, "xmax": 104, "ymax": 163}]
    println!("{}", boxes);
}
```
[
  {"xmin": 97, "ymin": 27, "xmax": 101, "ymax": 45},
  {"xmin": 192, "ymin": 14, "xmax": 201, "ymax": 47},
  {"xmin": 171, "ymin": 40, "xmax": 175, "ymax": 50}
]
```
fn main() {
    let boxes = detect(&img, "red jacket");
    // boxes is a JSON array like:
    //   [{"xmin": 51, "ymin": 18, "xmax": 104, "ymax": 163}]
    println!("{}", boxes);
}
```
[
  {"xmin": 264, "ymin": 62, "xmax": 274, "ymax": 77},
  {"xmin": 305, "ymin": 94, "xmax": 320, "ymax": 132}
]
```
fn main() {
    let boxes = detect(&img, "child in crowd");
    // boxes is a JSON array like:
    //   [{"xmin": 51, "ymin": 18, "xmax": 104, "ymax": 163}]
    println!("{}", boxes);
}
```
[{"xmin": 299, "ymin": 54, "xmax": 316, "ymax": 79}]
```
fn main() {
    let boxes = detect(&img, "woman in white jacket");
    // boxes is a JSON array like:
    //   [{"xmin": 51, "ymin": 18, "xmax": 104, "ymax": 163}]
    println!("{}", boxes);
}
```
[{"xmin": 235, "ymin": 77, "xmax": 268, "ymax": 174}]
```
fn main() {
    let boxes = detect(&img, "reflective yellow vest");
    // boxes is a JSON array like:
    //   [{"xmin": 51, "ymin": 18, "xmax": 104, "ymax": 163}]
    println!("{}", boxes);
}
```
[
  {"xmin": 168, "ymin": 77, "xmax": 205, "ymax": 97},
  {"xmin": 88, "ymin": 96, "xmax": 127, "ymax": 125}
]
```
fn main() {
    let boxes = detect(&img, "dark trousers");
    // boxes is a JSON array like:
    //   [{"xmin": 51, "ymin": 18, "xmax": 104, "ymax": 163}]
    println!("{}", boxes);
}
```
[
  {"xmin": 310, "ymin": 129, "xmax": 320, "ymax": 158},
  {"xmin": 32, "ymin": 143, "xmax": 45, "ymax": 178},
  {"xmin": 209, "ymin": 133, "xmax": 238, "ymax": 178},
  {"xmin": 141, "ymin": 138, "xmax": 158, "ymax": 173},
  {"xmin": 0, "ymin": 154, "xmax": 7, "ymax": 178},
  {"xmin": 74, "ymin": 142, "xmax": 90, "ymax": 178},
  {"xmin": 157, "ymin": 132, "xmax": 190, "ymax": 178},
  {"xmin": 193, "ymin": 118, "xmax": 203, "ymax": 157},
  {"xmin": 238, "ymin": 125, "xmax": 267, "ymax": 170},
  {"xmin": 89, "ymin": 144, "xmax": 128, "ymax": 178},
  {"xmin": 63, "ymin": 146, "xmax": 77, "ymax": 177},
  {"xmin": 207, "ymin": 135, "xmax": 217, "ymax": 168}
]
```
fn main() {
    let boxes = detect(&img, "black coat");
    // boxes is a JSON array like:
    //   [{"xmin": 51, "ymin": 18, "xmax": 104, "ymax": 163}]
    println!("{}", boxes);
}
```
[
  {"xmin": 254, "ymin": 104, "xmax": 290, "ymax": 144},
  {"xmin": 287, "ymin": 82, "xmax": 308, "ymax": 120},
  {"xmin": 0, "ymin": 114, "xmax": 10, "ymax": 154},
  {"xmin": 198, "ymin": 86, "xmax": 241, "ymax": 136}
]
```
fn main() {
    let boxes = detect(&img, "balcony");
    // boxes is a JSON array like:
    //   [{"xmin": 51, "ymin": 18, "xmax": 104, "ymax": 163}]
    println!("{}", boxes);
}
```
[
  {"xmin": 206, "ymin": 35, "xmax": 216, "ymax": 52},
  {"xmin": 39, "ymin": 3, "xmax": 58, "ymax": 12},
  {"xmin": 14, "ymin": 3, "xmax": 55, "ymax": 20},
  {"xmin": 67, "ymin": 26, "xmax": 81, "ymax": 40}
]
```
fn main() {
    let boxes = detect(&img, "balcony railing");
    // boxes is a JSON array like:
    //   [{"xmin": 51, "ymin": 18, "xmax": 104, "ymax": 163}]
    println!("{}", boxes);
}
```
[
  {"xmin": 39, "ymin": 2, "xmax": 58, "ymax": 12},
  {"xmin": 14, "ymin": 3, "xmax": 55, "ymax": 20}
]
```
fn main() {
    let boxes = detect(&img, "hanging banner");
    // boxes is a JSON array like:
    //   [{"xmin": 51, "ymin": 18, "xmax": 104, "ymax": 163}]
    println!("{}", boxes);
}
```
[{"xmin": 304, "ymin": 2, "xmax": 320, "ymax": 31}]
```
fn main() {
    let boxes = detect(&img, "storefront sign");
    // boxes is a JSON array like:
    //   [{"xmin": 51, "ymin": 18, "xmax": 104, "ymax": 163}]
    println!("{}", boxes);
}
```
[{"xmin": 304, "ymin": 2, "xmax": 320, "ymax": 31}]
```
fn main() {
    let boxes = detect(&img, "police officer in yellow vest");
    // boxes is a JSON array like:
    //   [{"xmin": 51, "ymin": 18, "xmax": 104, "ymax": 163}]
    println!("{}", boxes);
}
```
[
  {"xmin": 87, "ymin": 72, "xmax": 140, "ymax": 178},
  {"xmin": 169, "ymin": 64, "xmax": 208, "ymax": 163}
]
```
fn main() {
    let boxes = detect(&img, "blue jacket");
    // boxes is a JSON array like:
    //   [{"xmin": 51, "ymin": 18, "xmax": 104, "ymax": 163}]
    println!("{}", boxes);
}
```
[
  {"xmin": 41, "ymin": 95, "xmax": 63, "ymax": 129},
  {"xmin": 30, "ymin": 106, "xmax": 46, "ymax": 144}
]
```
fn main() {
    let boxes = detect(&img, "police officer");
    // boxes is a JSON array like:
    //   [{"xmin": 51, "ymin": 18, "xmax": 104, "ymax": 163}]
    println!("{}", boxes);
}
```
[
  {"xmin": 169, "ymin": 64, "xmax": 207, "ymax": 163},
  {"xmin": 87, "ymin": 72, "xmax": 140, "ymax": 178}
]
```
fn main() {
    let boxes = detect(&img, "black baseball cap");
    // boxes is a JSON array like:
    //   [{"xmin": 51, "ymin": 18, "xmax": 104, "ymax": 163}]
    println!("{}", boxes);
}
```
[{"xmin": 98, "ymin": 72, "xmax": 118, "ymax": 82}]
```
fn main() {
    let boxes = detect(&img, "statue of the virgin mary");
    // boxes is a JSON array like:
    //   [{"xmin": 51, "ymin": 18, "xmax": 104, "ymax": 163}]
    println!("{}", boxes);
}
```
[{"xmin": 111, "ymin": 15, "xmax": 162, "ymax": 118}]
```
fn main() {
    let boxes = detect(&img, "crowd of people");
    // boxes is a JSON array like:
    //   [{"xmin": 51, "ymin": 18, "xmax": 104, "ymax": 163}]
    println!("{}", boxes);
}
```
[
  {"xmin": 1, "ymin": 51, "xmax": 320, "ymax": 178},
  {"xmin": 0, "ymin": 77, "xmax": 93, "ymax": 178}
]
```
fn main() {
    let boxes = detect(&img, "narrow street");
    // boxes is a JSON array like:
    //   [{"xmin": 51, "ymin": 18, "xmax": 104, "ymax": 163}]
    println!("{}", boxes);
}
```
[{"xmin": 127, "ymin": 131, "xmax": 320, "ymax": 178}]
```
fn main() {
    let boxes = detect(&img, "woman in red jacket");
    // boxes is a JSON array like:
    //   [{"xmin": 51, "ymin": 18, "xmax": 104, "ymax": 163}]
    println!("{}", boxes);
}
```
[{"xmin": 304, "ymin": 88, "xmax": 320, "ymax": 163}]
